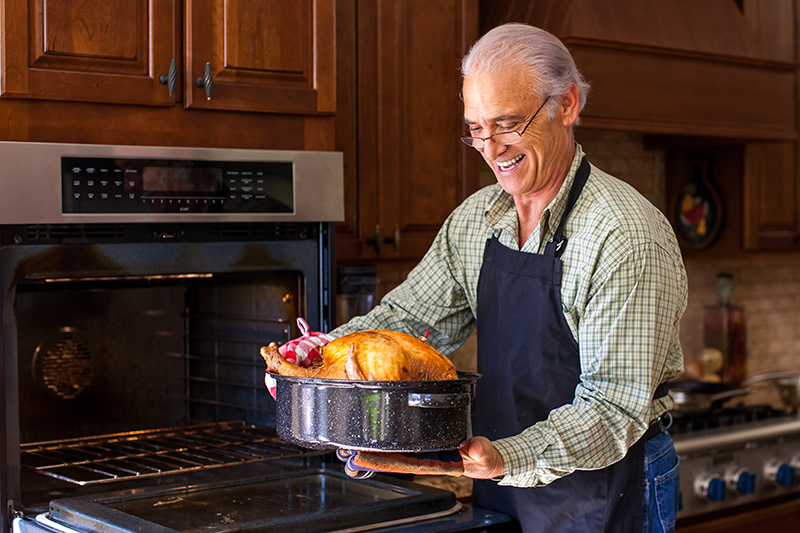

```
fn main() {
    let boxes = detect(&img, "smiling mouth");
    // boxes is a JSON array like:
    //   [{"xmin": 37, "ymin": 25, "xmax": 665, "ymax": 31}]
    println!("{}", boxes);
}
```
[{"xmin": 496, "ymin": 154, "xmax": 524, "ymax": 171}]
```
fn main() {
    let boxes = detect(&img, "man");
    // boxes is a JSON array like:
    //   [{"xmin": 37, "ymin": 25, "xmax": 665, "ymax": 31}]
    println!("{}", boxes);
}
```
[{"xmin": 328, "ymin": 23, "xmax": 686, "ymax": 532}]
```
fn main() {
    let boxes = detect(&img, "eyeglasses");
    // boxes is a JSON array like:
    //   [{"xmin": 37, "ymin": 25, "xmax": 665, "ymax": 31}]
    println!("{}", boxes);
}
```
[{"xmin": 460, "ymin": 96, "xmax": 551, "ymax": 148}]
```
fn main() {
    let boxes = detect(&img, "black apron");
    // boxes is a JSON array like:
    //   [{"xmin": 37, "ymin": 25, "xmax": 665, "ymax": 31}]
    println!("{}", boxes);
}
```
[{"xmin": 472, "ymin": 158, "xmax": 645, "ymax": 533}]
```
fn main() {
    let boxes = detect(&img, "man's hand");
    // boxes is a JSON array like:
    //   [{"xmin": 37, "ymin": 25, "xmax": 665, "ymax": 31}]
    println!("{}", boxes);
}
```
[{"xmin": 458, "ymin": 436, "xmax": 505, "ymax": 479}]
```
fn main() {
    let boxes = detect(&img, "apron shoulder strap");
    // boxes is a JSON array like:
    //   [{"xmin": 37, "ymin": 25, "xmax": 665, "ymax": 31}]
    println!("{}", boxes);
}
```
[{"xmin": 545, "ymin": 157, "xmax": 591, "ymax": 258}]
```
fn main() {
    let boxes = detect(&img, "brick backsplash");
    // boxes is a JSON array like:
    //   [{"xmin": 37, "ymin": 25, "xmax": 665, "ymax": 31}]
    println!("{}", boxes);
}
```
[
  {"xmin": 680, "ymin": 258, "xmax": 800, "ymax": 377},
  {"xmin": 369, "ymin": 128, "xmax": 800, "ymax": 384}
]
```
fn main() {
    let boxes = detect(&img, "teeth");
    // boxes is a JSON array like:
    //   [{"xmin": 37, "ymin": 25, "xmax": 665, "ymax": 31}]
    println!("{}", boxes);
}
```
[{"xmin": 497, "ymin": 154, "xmax": 523, "ymax": 171}]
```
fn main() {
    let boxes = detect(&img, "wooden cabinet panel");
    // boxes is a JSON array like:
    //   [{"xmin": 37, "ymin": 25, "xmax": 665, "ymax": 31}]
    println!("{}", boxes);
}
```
[
  {"xmin": 185, "ymin": 0, "xmax": 335, "ymax": 114},
  {"xmin": 35, "ymin": 2, "xmax": 141, "ymax": 73},
  {"xmin": 743, "ymin": 142, "xmax": 800, "ymax": 250},
  {"xmin": 2, "ymin": 0, "xmax": 176, "ymax": 106},
  {"xmin": 335, "ymin": 0, "xmax": 480, "ymax": 262},
  {"xmin": 570, "ymin": 45, "xmax": 796, "ymax": 139}
]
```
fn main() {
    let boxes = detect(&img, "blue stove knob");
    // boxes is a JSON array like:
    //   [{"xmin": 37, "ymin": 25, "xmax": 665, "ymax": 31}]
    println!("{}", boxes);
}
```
[
  {"xmin": 777, "ymin": 464, "xmax": 795, "ymax": 486},
  {"xmin": 707, "ymin": 478, "xmax": 726, "ymax": 501},
  {"xmin": 737, "ymin": 471, "xmax": 756, "ymax": 494}
]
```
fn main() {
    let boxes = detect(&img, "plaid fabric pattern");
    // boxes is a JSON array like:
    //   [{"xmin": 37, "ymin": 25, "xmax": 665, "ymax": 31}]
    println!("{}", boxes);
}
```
[
  {"xmin": 265, "ymin": 318, "xmax": 333, "ymax": 400},
  {"xmin": 331, "ymin": 144, "xmax": 688, "ymax": 487}
]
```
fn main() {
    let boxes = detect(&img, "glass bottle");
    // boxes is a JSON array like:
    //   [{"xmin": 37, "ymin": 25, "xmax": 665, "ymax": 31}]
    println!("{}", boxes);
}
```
[{"xmin": 702, "ymin": 273, "xmax": 747, "ymax": 384}]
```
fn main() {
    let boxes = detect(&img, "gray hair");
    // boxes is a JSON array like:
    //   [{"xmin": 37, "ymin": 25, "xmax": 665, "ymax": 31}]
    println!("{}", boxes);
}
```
[{"xmin": 461, "ymin": 23, "xmax": 590, "ymax": 122}]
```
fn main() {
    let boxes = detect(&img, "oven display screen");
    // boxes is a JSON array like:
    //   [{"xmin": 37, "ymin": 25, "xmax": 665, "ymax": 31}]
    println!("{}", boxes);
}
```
[
  {"xmin": 142, "ymin": 167, "xmax": 223, "ymax": 193},
  {"xmin": 62, "ymin": 156, "xmax": 294, "ymax": 214}
]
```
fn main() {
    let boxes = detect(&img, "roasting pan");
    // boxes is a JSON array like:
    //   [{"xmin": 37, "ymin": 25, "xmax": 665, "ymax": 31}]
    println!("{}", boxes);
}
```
[{"xmin": 270, "ymin": 371, "xmax": 481, "ymax": 452}]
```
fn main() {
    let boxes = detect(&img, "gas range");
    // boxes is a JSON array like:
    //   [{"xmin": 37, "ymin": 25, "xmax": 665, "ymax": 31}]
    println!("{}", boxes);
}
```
[{"xmin": 672, "ymin": 406, "xmax": 800, "ymax": 519}]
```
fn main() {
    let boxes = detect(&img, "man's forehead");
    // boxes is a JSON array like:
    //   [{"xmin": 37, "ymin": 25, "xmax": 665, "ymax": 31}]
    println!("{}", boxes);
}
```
[{"xmin": 462, "ymin": 65, "xmax": 536, "ymax": 118}]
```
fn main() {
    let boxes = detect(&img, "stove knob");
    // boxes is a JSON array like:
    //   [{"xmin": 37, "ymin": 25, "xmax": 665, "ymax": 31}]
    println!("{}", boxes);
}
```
[
  {"xmin": 765, "ymin": 461, "xmax": 795, "ymax": 486},
  {"xmin": 726, "ymin": 468, "xmax": 756, "ymax": 495},
  {"xmin": 695, "ymin": 475, "xmax": 726, "ymax": 501}
]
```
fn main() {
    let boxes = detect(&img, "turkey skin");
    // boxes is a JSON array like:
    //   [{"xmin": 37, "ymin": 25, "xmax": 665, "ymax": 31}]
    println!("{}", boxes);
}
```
[{"xmin": 262, "ymin": 330, "xmax": 457, "ymax": 381}]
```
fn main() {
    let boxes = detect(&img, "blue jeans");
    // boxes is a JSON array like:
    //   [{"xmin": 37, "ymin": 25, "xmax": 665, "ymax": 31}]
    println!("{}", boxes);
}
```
[{"xmin": 643, "ymin": 428, "xmax": 680, "ymax": 533}]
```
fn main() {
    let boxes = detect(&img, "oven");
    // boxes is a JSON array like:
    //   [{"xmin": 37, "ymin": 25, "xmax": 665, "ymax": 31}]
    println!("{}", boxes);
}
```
[
  {"xmin": 673, "ymin": 404, "xmax": 800, "ymax": 531},
  {"xmin": 0, "ymin": 142, "xmax": 510, "ymax": 533}
]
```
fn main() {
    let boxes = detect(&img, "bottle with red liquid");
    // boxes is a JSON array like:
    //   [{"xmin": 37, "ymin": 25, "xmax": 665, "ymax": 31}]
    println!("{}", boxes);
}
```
[{"xmin": 702, "ymin": 272, "xmax": 747, "ymax": 384}]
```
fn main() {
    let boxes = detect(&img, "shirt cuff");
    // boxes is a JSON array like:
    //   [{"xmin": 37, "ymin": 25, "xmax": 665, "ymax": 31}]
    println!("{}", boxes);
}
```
[{"xmin": 492, "ymin": 436, "xmax": 541, "ymax": 487}]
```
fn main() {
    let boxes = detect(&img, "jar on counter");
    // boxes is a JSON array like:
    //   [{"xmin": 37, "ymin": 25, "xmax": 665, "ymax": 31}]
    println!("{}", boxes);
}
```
[{"xmin": 702, "ymin": 272, "xmax": 747, "ymax": 384}]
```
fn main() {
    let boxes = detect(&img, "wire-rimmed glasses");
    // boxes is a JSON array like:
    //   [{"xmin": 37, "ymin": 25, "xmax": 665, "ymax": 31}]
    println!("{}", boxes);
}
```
[{"xmin": 460, "ymin": 95, "xmax": 551, "ymax": 148}]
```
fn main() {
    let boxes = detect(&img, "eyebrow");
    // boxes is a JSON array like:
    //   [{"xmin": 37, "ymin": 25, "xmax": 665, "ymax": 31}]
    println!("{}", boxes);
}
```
[{"xmin": 463, "ymin": 114, "xmax": 527, "ymax": 126}]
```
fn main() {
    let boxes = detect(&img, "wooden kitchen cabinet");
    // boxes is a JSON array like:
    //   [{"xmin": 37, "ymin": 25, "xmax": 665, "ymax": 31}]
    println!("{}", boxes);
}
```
[
  {"xmin": 334, "ymin": 0, "xmax": 481, "ymax": 263},
  {"xmin": 1, "ymin": 0, "xmax": 335, "ymax": 115},
  {"xmin": 185, "ymin": 0, "xmax": 335, "ymax": 114},
  {"xmin": 742, "ymin": 141, "xmax": 800, "ymax": 251},
  {"xmin": 1, "ymin": 0, "xmax": 176, "ymax": 106}
]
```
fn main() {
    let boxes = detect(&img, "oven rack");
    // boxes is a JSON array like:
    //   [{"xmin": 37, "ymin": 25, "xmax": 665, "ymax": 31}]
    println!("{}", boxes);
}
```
[{"xmin": 20, "ymin": 421, "xmax": 323, "ymax": 486}]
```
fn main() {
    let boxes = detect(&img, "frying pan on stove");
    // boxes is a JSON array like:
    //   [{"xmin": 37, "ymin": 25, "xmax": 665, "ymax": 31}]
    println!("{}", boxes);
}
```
[
  {"xmin": 668, "ymin": 380, "xmax": 752, "ymax": 415},
  {"xmin": 270, "ymin": 371, "xmax": 481, "ymax": 452}
]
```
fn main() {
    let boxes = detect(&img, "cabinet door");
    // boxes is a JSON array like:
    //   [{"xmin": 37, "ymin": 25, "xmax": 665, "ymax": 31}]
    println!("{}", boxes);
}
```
[
  {"xmin": 185, "ymin": 0, "xmax": 335, "ymax": 114},
  {"xmin": 1, "ymin": 0, "xmax": 177, "ymax": 106},
  {"xmin": 743, "ymin": 142, "xmax": 800, "ymax": 251},
  {"xmin": 335, "ymin": 0, "xmax": 480, "ymax": 262}
]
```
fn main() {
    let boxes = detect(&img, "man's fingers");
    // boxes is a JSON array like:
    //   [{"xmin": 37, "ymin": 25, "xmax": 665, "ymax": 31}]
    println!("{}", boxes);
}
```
[
  {"xmin": 459, "ymin": 437, "xmax": 489, "ymax": 460},
  {"xmin": 459, "ymin": 437, "xmax": 504, "ymax": 479},
  {"xmin": 468, "ymin": 438, "xmax": 487, "ymax": 458}
]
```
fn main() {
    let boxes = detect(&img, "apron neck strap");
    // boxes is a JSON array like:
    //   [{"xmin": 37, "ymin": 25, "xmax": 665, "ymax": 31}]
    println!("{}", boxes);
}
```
[{"xmin": 545, "ymin": 157, "xmax": 590, "ymax": 258}]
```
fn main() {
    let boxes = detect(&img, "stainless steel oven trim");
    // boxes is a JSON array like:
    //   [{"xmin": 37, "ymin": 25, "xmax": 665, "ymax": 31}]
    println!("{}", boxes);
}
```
[
  {"xmin": 0, "ymin": 142, "xmax": 344, "ymax": 225},
  {"xmin": 673, "ymin": 414, "xmax": 800, "ymax": 455}
]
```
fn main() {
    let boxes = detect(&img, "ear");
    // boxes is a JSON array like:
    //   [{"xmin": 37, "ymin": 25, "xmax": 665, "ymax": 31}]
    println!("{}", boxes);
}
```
[{"xmin": 559, "ymin": 83, "xmax": 581, "ymax": 127}]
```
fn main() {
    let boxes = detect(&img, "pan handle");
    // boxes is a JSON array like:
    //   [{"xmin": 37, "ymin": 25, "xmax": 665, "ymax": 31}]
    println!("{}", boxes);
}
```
[
  {"xmin": 742, "ymin": 371, "xmax": 799, "ymax": 387},
  {"xmin": 408, "ymin": 392, "xmax": 469, "ymax": 408}
]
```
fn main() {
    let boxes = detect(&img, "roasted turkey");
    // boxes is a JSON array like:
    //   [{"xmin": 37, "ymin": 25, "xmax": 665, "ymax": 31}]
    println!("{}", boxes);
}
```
[{"xmin": 261, "ymin": 330, "xmax": 457, "ymax": 381}]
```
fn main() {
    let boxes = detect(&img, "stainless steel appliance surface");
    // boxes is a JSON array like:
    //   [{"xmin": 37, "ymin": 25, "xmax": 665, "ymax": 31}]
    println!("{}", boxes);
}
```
[
  {"xmin": 0, "ymin": 142, "xmax": 509, "ymax": 533},
  {"xmin": 673, "ymin": 404, "xmax": 800, "ymax": 523}
]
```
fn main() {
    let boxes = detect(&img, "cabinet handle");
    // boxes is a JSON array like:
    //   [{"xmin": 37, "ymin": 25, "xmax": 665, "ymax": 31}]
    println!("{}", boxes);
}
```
[
  {"xmin": 384, "ymin": 224, "xmax": 401, "ymax": 255},
  {"xmin": 195, "ymin": 62, "xmax": 213, "ymax": 100},
  {"xmin": 159, "ymin": 58, "xmax": 178, "ymax": 97},
  {"xmin": 365, "ymin": 225, "xmax": 382, "ymax": 255}
]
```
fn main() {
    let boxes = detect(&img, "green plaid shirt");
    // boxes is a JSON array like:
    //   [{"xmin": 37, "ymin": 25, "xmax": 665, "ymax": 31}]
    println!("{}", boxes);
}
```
[{"xmin": 331, "ymin": 144, "xmax": 687, "ymax": 487}]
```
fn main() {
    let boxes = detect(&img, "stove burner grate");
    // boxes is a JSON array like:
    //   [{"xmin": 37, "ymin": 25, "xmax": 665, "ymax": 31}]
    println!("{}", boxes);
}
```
[{"xmin": 670, "ymin": 404, "xmax": 797, "ymax": 434}]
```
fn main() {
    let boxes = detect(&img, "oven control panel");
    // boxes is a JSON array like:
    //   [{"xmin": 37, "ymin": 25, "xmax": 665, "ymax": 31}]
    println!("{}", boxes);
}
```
[{"xmin": 62, "ymin": 156, "xmax": 294, "ymax": 214}]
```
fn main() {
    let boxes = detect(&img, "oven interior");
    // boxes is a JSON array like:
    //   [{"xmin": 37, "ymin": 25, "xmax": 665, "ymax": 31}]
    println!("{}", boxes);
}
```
[
  {"xmin": 17, "ymin": 271, "xmax": 299, "ymax": 444},
  {"xmin": 15, "ymin": 268, "xmax": 313, "ymax": 509}
]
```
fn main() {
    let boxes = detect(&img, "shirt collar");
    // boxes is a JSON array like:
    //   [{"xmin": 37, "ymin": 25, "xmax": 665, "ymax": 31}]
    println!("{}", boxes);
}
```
[{"xmin": 484, "ymin": 143, "xmax": 586, "ymax": 251}]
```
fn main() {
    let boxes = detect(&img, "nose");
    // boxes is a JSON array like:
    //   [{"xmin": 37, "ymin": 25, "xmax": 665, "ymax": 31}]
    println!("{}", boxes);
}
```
[{"xmin": 481, "ymin": 137, "xmax": 507, "ymax": 160}]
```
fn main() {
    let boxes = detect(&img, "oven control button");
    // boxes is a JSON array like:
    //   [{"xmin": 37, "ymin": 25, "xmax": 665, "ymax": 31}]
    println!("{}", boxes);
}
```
[
  {"xmin": 695, "ymin": 475, "xmax": 726, "ymax": 501},
  {"xmin": 765, "ymin": 461, "xmax": 795, "ymax": 486},
  {"xmin": 726, "ymin": 468, "xmax": 756, "ymax": 495}
]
